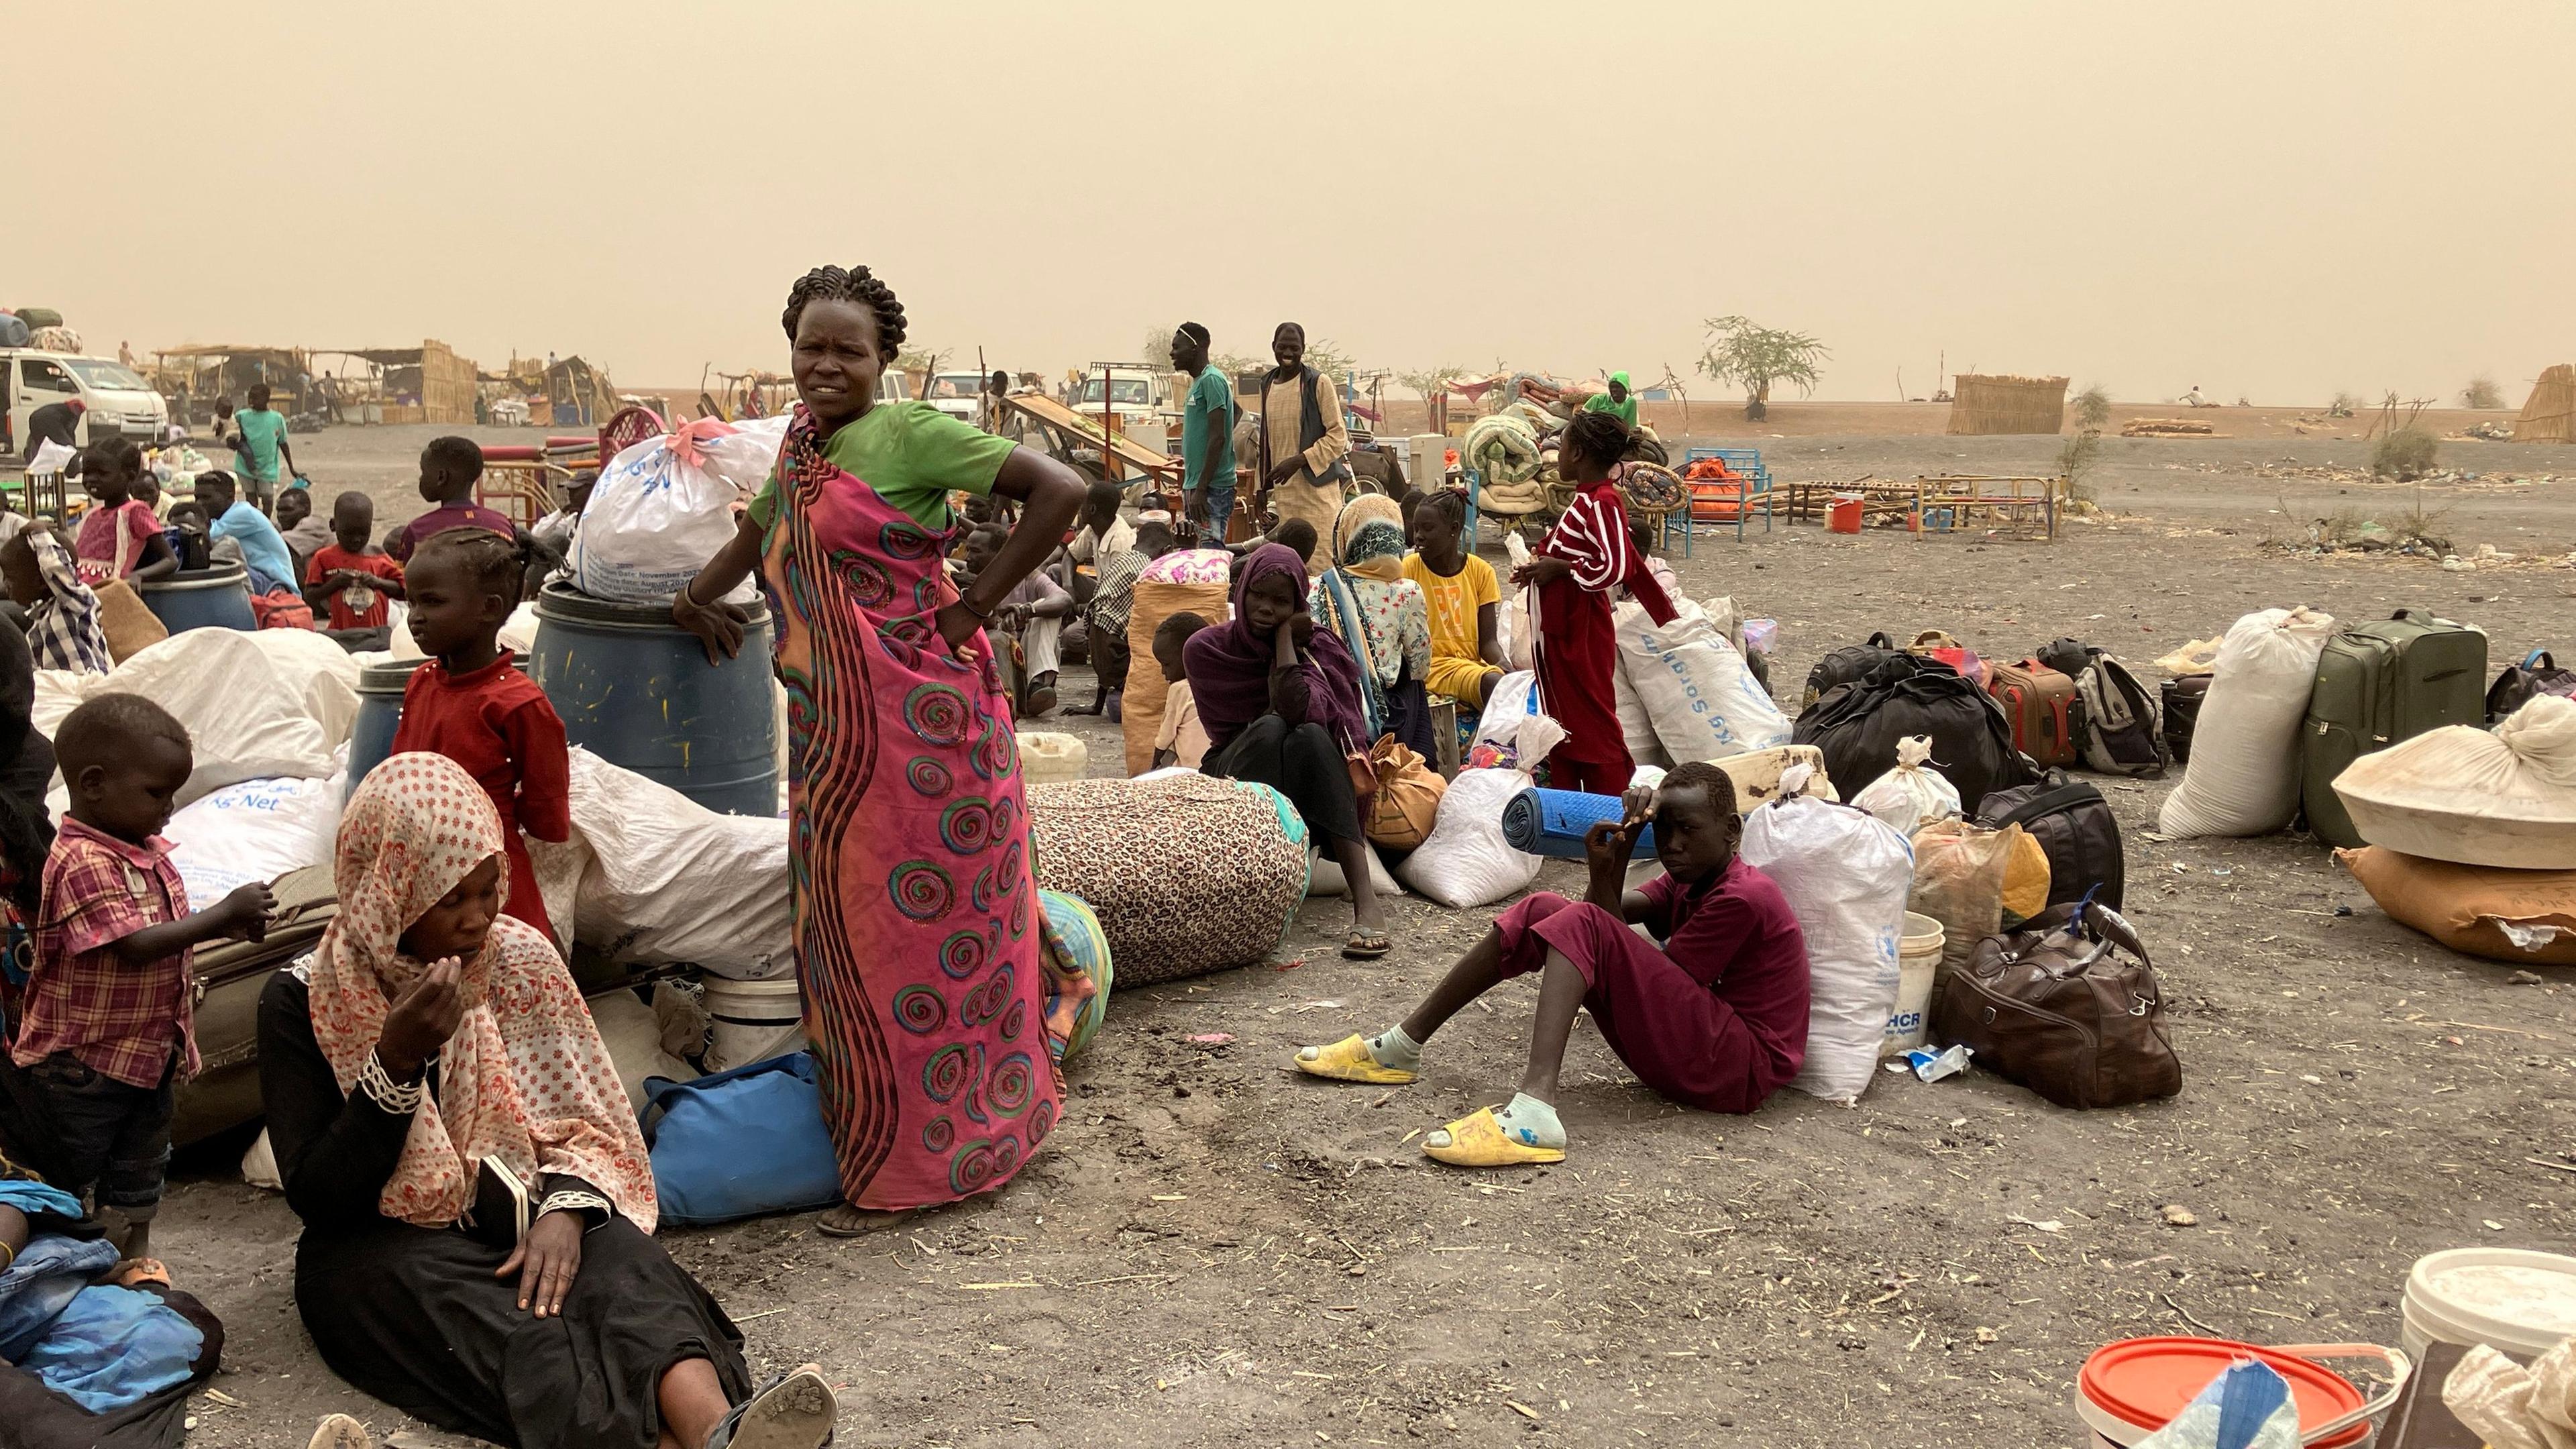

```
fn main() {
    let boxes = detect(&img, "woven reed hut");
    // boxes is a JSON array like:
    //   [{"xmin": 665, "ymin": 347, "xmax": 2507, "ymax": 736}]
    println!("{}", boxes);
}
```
[
  {"xmin": 1947, "ymin": 374, "xmax": 2070, "ymax": 435},
  {"xmin": 2514, "ymin": 364, "xmax": 2574, "ymax": 443}
]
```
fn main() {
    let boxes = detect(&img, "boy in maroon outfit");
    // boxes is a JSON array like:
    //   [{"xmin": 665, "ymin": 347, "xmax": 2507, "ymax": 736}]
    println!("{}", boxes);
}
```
[{"xmin": 1295, "ymin": 761, "xmax": 1809, "ymax": 1165}]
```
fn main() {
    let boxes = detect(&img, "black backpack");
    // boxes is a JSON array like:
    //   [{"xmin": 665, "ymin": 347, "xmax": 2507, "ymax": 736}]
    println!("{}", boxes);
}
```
[
  {"xmin": 2159, "ymin": 675, "xmax": 2210, "ymax": 765},
  {"xmin": 1801, "ymin": 631, "xmax": 1900, "ymax": 711},
  {"xmin": 1794, "ymin": 653, "xmax": 2037, "ymax": 814},
  {"xmin": 2486, "ymin": 649, "xmax": 2576, "ymax": 724},
  {"xmin": 1976, "ymin": 771, "xmax": 2125, "ymax": 910},
  {"xmin": 2069, "ymin": 651, "xmax": 2164, "ymax": 776}
]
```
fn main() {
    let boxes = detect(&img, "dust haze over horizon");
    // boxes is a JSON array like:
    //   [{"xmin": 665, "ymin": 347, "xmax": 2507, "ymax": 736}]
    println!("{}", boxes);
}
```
[{"xmin": 11, "ymin": 1, "xmax": 2571, "ymax": 409}]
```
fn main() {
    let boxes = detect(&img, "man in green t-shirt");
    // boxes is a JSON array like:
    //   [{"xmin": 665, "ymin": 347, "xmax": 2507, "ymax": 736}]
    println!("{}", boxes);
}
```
[
  {"xmin": 1169, "ymin": 321, "xmax": 1238, "ymax": 544},
  {"xmin": 1580, "ymin": 371, "xmax": 1640, "ymax": 430},
  {"xmin": 229, "ymin": 383, "xmax": 300, "ymax": 513}
]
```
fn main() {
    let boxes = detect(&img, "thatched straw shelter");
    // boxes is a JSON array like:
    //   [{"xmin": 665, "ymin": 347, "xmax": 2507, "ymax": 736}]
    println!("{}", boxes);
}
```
[
  {"xmin": 2514, "ymin": 364, "xmax": 2574, "ymax": 443},
  {"xmin": 1947, "ymin": 374, "xmax": 2070, "ymax": 435}
]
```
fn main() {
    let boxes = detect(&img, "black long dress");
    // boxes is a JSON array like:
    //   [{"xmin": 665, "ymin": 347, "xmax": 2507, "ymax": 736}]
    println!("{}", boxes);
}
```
[{"xmin": 257, "ymin": 971, "xmax": 751, "ymax": 1449}]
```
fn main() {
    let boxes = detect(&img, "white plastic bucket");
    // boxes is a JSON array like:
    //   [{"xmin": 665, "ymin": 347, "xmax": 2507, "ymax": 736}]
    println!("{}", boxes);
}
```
[
  {"xmin": 700, "ymin": 976, "xmax": 805, "ymax": 1073},
  {"xmin": 2400, "ymin": 1248, "xmax": 2576, "ymax": 1360},
  {"xmin": 1018, "ymin": 731, "xmax": 1089, "ymax": 787},
  {"xmin": 1882, "ymin": 912, "xmax": 1944, "ymax": 1055}
]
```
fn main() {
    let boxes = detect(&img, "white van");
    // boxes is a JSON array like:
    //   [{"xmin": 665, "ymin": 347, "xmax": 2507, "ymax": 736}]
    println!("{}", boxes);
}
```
[{"xmin": 2, "ymin": 350, "xmax": 170, "ymax": 456}]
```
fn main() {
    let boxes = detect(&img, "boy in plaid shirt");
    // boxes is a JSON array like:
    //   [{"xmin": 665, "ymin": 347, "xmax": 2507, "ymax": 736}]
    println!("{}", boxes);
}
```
[{"xmin": 17, "ymin": 694, "xmax": 272, "ymax": 1255}]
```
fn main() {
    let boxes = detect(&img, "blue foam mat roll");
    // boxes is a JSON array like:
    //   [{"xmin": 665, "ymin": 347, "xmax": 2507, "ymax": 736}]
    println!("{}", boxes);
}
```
[{"xmin": 1499, "ymin": 787, "xmax": 1656, "ymax": 859}]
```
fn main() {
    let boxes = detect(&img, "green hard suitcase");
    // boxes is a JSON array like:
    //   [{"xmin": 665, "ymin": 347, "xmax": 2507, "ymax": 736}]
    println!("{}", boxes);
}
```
[{"xmin": 2301, "ymin": 609, "xmax": 2487, "ymax": 848}]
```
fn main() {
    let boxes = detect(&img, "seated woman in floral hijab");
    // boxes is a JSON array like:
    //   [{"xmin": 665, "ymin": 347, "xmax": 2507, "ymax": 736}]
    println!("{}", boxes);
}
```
[{"xmin": 259, "ymin": 753, "xmax": 835, "ymax": 1449}]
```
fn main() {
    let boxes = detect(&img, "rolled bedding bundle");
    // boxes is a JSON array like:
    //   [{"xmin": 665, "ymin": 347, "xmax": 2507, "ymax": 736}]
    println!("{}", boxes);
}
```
[
  {"xmin": 1499, "ymin": 786, "xmax": 1656, "ymax": 860},
  {"xmin": 1464, "ymin": 413, "xmax": 1543, "ymax": 486},
  {"xmin": 1617, "ymin": 462, "xmax": 1688, "ymax": 513}
]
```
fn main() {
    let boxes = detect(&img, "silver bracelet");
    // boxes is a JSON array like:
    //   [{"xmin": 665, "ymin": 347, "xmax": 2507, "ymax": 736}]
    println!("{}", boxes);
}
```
[
  {"xmin": 539, "ymin": 1189, "xmax": 614, "ymax": 1226},
  {"xmin": 358, "ymin": 1050, "xmax": 425, "ymax": 1114}
]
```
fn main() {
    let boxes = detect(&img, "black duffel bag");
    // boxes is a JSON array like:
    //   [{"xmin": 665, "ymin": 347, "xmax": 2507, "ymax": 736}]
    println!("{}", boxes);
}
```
[
  {"xmin": 1976, "ymin": 770, "xmax": 2125, "ymax": 910},
  {"xmin": 1794, "ymin": 653, "xmax": 2037, "ymax": 814},
  {"xmin": 1801, "ymin": 630, "xmax": 1901, "ymax": 711}
]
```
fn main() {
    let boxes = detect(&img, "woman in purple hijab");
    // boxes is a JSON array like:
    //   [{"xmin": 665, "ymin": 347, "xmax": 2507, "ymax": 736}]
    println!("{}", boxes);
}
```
[{"xmin": 1183, "ymin": 543, "xmax": 1392, "ymax": 959}]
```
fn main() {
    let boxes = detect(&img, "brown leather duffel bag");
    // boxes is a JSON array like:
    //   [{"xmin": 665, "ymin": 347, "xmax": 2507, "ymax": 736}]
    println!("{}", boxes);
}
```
[{"xmin": 1929, "ymin": 900, "xmax": 2180, "ymax": 1109}]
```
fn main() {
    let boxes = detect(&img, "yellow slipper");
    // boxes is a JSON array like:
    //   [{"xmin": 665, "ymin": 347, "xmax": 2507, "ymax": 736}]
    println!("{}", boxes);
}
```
[
  {"xmin": 1422, "ymin": 1107, "xmax": 1566, "ymax": 1167},
  {"xmin": 1292, "ymin": 1034, "xmax": 1416, "ymax": 1085}
]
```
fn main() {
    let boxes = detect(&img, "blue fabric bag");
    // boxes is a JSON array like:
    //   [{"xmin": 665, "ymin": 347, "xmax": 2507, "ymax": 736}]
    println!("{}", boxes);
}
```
[{"xmin": 641, "ymin": 1052, "xmax": 843, "ymax": 1227}]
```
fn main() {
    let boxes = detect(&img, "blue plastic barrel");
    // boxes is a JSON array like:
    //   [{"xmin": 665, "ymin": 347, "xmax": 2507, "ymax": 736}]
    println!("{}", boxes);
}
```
[
  {"xmin": 345, "ymin": 657, "xmax": 433, "ymax": 801},
  {"xmin": 136, "ymin": 563, "xmax": 256, "ymax": 634},
  {"xmin": 527, "ymin": 582, "xmax": 779, "ymax": 816}
]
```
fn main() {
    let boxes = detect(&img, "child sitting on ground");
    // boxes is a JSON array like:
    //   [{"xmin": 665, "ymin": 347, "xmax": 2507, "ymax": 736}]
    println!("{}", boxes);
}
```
[
  {"xmin": 1, "ymin": 519, "xmax": 111, "ymax": 674},
  {"xmin": 19, "ymin": 695, "xmax": 274, "ymax": 1255},
  {"xmin": 389, "ymin": 528, "xmax": 570, "ymax": 949},
  {"xmin": 388, "ymin": 436, "xmax": 514, "ymax": 564},
  {"xmin": 959, "ymin": 523, "xmax": 1073, "ymax": 718},
  {"xmin": 1402, "ymin": 489, "xmax": 1508, "ymax": 710},
  {"xmin": 1150, "ymin": 610, "xmax": 1212, "ymax": 769},
  {"xmin": 1072, "ymin": 517, "xmax": 1173, "ymax": 719},
  {"xmin": 1294, "ymin": 762, "xmax": 1809, "ymax": 1166},
  {"xmin": 194, "ymin": 471, "xmax": 298, "ymax": 595},
  {"xmin": 72, "ymin": 440, "xmax": 177, "ymax": 587},
  {"xmin": 273, "ymin": 484, "xmax": 333, "ymax": 584},
  {"xmin": 303, "ymin": 492, "xmax": 406, "ymax": 631}
]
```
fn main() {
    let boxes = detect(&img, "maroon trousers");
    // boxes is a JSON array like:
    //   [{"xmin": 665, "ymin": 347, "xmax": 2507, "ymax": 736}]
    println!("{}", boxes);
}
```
[{"xmin": 1493, "ymin": 892, "xmax": 1776, "ymax": 1114}]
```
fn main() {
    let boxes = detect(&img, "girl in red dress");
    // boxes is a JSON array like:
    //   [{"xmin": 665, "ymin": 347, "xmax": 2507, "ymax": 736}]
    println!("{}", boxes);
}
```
[
  {"xmin": 389, "ymin": 528, "xmax": 570, "ymax": 949},
  {"xmin": 1512, "ymin": 410, "xmax": 1676, "ymax": 795}
]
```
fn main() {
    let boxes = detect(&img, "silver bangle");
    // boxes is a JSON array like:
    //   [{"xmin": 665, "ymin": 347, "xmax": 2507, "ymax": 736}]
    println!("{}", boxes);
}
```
[
  {"xmin": 358, "ymin": 1050, "xmax": 425, "ymax": 1114},
  {"xmin": 539, "ymin": 1189, "xmax": 613, "ymax": 1226}
]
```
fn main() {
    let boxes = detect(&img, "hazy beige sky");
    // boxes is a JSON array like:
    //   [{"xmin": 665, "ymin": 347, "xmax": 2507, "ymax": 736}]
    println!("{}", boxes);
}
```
[{"xmin": 11, "ymin": 1, "xmax": 2571, "ymax": 406}]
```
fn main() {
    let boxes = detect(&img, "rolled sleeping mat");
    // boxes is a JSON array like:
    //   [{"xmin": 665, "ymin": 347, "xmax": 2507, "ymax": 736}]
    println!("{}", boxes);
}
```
[{"xmin": 1500, "ymin": 787, "xmax": 1656, "ymax": 860}]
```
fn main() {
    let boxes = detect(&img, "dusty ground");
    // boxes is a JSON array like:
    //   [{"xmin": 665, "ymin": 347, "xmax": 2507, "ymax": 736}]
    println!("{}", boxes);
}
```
[{"xmin": 158, "ymin": 423, "xmax": 2575, "ymax": 1448}]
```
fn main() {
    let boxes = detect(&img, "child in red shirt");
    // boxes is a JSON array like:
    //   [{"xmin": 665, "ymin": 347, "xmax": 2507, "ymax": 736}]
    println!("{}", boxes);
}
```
[
  {"xmin": 389, "ymin": 527, "xmax": 570, "ymax": 950},
  {"xmin": 303, "ymin": 491, "xmax": 407, "ymax": 630}
]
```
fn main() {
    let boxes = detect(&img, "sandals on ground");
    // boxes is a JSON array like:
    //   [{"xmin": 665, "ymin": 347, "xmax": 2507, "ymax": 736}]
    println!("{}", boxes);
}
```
[
  {"xmin": 702, "ymin": 1366, "xmax": 837, "ymax": 1449},
  {"xmin": 814, "ymin": 1203, "xmax": 914, "ymax": 1238},
  {"xmin": 1342, "ymin": 929, "xmax": 1393, "ymax": 961}
]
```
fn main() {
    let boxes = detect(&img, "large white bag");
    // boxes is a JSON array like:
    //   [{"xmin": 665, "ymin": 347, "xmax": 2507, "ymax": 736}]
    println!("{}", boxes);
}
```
[
  {"xmin": 1849, "ymin": 736, "xmax": 1962, "ymax": 837},
  {"xmin": 2157, "ymin": 606, "xmax": 2337, "ymax": 838},
  {"xmin": 34, "ymin": 629, "xmax": 335, "ymax": 808},
  {"xmin": 561, "ymin": 749, "xmax": 792, "ymax": 978},
  {"xmin": 1613, "ymin": 600, "xmax": 1792, "ymax": 763},
  {"xmin": 1613, "ymin": 665, "xmax": 1669, "ymax": 769},
  {"xmin": 243, "ymin": 629, "xmax": 365, "ymax": 752},
  {"xmin": 1739, "ymin": 767, "xmax": 1915, "ymax": 1104},
  {"xmin": 165, "ymin": 774, "xmax": 344, "ymax": 906},
  {"xmin": 1470, "ymin": 670, "xmax": 1569, "ymax": 767},
  {"xmin": 2332, "ymin": 694, "xmax": 2576, "ymax": 867},
  {"xmin": 1395, "ymin": 767, "xmax": 1544, "ymax": 908},
  {"xmin": 571, "ymin": 415, "xmax": 786, "ymax": 604}
]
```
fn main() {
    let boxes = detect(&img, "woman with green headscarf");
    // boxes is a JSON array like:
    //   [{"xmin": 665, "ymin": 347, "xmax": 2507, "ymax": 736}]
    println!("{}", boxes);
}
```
[
  {"xmin": 1308, "ymin": 494, "xmax": 1435, "ymax": 756},
  {"xmin": 1582, "ymin": 372, "xmax": 1639, "ymax": 429}
]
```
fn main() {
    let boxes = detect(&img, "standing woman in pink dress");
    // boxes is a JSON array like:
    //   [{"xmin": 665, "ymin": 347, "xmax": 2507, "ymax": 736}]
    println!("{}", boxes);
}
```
[{"xmin": 672, "ymin": 266, "xmax": 1093, "ymax": 1236}]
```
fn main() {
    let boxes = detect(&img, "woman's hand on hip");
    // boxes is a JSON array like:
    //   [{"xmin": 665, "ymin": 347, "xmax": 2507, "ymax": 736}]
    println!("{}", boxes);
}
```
[
  {"xmin": 376, "ymin": 958, "xmax": 466, "ymax": 1080},
  {"xmin": 934, "ymin": 602, "xmax": 986, "ymax": 663},
  {"xmin": 499, "ymin": 1209, "xmax": 585, "ymax": 1318}
]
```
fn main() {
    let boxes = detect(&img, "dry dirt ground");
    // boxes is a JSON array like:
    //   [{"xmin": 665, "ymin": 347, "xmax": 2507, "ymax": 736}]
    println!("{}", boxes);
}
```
[{"xmin": 161, "ymin": 424, "xmax": 2573, "ymax": 1448}]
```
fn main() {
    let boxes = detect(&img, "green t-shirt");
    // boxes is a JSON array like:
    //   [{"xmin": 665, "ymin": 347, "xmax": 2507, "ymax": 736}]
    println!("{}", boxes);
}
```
[
  {"xmin": 232, "ymin": 407, "xmax": 288, "ymax": 482},
  {"xmin": 1580, "ymin": 390, "xmax": 1639, "ymax": 429},
  {"xmin": 747, "ymin": 401, "xmax": 1016, "ymax": 533},
  {"xmin": 1180, "ymin": 366, "xmax": 1237, "ymax": 491}
]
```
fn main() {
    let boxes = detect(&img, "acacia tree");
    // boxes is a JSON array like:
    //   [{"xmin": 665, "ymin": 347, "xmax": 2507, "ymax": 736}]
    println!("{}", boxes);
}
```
[
  {"xmin": 1697, "ymin": 315, "xmax": 1829, "ymax": 421},
  {"xmin": 1398, "ymin": 365, "xmax": 1470, "ymax": 433}
]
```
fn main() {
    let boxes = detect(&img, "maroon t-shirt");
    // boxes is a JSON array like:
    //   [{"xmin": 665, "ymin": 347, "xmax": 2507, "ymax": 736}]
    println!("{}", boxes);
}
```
[
  {"xmin": 1639, "ymin": 857, "xmax": 1811, "ymax": 1089},
  {"xmin": 391, "ymin": 500, "xmax": 515, "ymax": 562}
]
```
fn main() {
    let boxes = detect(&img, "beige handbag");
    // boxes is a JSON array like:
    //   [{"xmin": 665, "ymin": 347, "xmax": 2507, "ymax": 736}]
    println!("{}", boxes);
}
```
[{"xmin": 1361, "ymin": 734, "xmax": 1447, "ymax": 849}]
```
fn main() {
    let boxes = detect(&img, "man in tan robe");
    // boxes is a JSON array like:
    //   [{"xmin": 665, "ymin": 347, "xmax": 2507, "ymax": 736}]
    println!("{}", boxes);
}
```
[{"xmin": 1256, "ymin": 322, "xmax": 1351, "ymax": 576}]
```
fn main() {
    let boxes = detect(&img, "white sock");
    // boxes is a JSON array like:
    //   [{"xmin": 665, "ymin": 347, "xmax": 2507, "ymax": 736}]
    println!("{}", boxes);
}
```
[
  {"xmin": 1491, "ymin": 1092, "xmax": 1565, "ymax": 1149},
  {"xmin": 1368, "ymin": 1024, "xmax": 1421, "ymax": 1071}
]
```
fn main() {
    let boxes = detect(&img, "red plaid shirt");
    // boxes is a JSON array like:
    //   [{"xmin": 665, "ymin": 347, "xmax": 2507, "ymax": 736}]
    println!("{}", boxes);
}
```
[{"xmin": 15, "ymin": 819, "xmax": 199, "ymax": 1088}]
